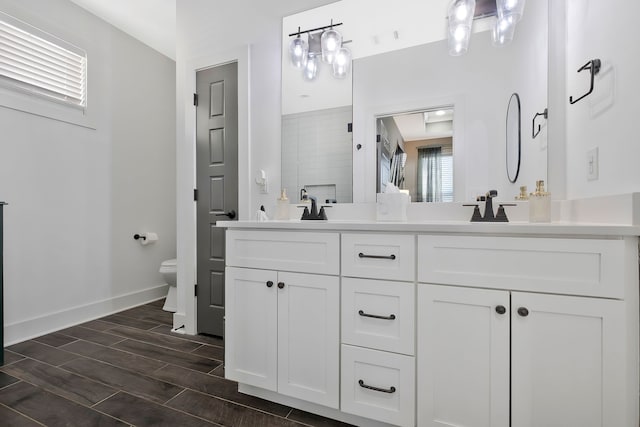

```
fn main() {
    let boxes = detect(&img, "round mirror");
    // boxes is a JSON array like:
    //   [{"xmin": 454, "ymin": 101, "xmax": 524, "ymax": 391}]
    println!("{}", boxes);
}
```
[{"xmin": 506, "ymin": 93, "xmax": 521, "ymax": 183}]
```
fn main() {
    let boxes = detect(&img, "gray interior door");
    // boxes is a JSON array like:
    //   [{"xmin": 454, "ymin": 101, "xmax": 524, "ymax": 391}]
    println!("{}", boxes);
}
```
[{"xmin": 196, "ymin": 62, "xmax": 238, "ymax": 337}]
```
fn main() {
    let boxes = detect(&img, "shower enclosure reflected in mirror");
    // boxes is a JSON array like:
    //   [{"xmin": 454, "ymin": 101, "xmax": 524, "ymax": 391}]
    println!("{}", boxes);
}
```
[
  {"xmin": 377, "ymin": 107, "xmax": 454, "ymax": 202},
  {"xmin": 281, "ymin": 106, "xmax": 353, "ymax": 203}
]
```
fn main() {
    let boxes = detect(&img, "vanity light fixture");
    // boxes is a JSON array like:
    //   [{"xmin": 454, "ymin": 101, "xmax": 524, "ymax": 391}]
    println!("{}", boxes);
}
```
[
  {"xmin": 447, "ymin": 0, "xmax": 476, "ymax": 56},
  {"xmin": 289, "ymin": 28, "xmax": 308, "ymax": 68},
  {"xmin": 492, "ymin": 0, "xmax": 525, "ymax": 46},
  {"xmin": 447, "ymin": 0, "xmax": 526, "ymax": 55},
  {"xmin": 332, "ymin": 46, "xmax": 352, "ymax": 79},
  {"xmin": 496, "ymin": 0, "xmax": 526, "ymax": 22},
  {"xmin": 321, "ymin": 26, "xmax": 342, "ymax": 64},
  {"xmin": 288, "ymin": 20, "xmax": 351, "ymax": 81}
]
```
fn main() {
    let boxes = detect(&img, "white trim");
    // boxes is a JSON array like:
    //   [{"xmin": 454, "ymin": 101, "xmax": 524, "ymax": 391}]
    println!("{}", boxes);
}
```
[
  {"xmin": 175, "ymin": 45, "xmax": 250, "ymax": 335},
  {"xmin": 4, "ymin": 285, "xmax": 169, "ymax": 345}
]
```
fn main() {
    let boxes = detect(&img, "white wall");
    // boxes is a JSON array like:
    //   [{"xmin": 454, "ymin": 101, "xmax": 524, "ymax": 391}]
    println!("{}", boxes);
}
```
[
  {"xmin": 564, "ymin": 0, "xmax": 640, "ymax": 200},
  {"xmin": 175, "ymin": 0, "xmax": 639, "ymax": 333},
  {"xmin": 0, "ymin": 0, "xmax": 176, "ymax": 344}
]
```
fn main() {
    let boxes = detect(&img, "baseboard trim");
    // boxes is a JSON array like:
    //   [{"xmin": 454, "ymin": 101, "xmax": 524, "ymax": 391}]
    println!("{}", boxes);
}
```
[{"xmin": 4, "ymin": 284, "xmax": 169, "ymax": 345}]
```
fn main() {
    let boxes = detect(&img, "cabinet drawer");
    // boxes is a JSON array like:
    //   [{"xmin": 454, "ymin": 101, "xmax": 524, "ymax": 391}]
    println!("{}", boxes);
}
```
[
  {"xmin": 226, "ymin": 230, "xmax": 339, "ymax": 275},
  {"xmin": 341, "ymin": 233, "xmax": 415, "ymax": 281},
  {"xmin": 342, "ymin": 278, "xmax": 415, "ymax": 355},
  {"xmin": 418, "ymin": 235, "xmax": 629, "ymax": 298},
  {"xmin": 341, "ymin": 345, "xmax": 415, "ymax": 427}
]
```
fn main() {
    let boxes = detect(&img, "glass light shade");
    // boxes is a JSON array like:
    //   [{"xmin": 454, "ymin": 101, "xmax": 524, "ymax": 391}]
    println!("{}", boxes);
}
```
[
  {"xmin": 447, "ymin": 0, "xmax": 475, "ymax": 56},
  {"xmin": 448, "ymin": 24, "xmax": 471, "ymax": 56},
  {"xmin": 303, "ymin": 53, "xmax": 319, "ymax": 81},
  {"xmin": 289, "ymin": 35, "xmax": 308, "ymax": 68},
  {"xmin": 492, "ymin": 14, "xmax": 516, "ymax": 46},
  {"xmin": 332, "ymin": 46, "xmax": 351, "ymax": 78},
  {"xmin": 321, "ymin": 28, "xmax": 342, "ymax": 64},
  {"xmin": 448, "ymin": 0, "xmax": 476, "ymax": 25},
  {"xmin": 496, "ymin": 0, "xmax": 525, "ymax": 22}
]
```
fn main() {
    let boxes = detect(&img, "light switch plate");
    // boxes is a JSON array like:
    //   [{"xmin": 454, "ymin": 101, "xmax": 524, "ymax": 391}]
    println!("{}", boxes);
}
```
[{"xmin": 587, "ymin": 147, "xmax": 599, "ymax": 181}]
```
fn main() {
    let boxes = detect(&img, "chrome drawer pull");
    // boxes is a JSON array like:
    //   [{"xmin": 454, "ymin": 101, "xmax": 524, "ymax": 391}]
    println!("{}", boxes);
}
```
[
  {"xmin": 358, "ymin": 379, "xmax": 396, "ymax": 394},
  {"xmin": 358, "ymin": 252, "xmax": 396, "ymax": 260},
  {"xmin": 358, "ymin": 310, "xmax": 396, "ymax": 320}
]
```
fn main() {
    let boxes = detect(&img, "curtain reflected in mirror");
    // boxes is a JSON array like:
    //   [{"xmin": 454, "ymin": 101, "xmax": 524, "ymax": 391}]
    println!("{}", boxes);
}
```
[{"xmin": 377, "ymin": 107, "xmax": 454, "ymax": 202}]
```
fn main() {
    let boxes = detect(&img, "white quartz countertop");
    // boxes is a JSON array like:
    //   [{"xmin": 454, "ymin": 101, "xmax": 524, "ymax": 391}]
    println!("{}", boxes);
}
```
[{"xmin": 216, "ymin": 220, "xmax": 640, "ymax": 237}]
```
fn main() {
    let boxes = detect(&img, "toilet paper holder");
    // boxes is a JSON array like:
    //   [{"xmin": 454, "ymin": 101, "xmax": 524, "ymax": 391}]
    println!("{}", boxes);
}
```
[{"xmin": 133, "ymin": 233, "xmax": 146, "ymax": 241}]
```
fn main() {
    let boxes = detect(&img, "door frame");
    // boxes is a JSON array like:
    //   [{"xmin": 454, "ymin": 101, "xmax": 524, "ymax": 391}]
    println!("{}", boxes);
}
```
[{"xmin": 175, "ymin": 46, "xmax": 251, "ymax": 335}]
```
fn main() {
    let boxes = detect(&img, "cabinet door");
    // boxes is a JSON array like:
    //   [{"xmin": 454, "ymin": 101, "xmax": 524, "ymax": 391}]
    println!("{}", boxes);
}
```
[
  {"xmin": 511, "ymin": 292, "xmax": 627, "ymax": 427},
  {"xmin": 417, "ymin": 284, "xmax": 510, "ymax": 427},
  {"xmin": 224, "ymin": 267, "xmax": 278, "ymax": 391},
  {"xmin": 277, "ymin": 272, "xmax": 340, "ymax": 408}
]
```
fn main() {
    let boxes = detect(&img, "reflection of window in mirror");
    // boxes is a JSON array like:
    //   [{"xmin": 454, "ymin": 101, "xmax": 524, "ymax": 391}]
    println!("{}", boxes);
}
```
[
  {"xmin": 377, "ymin": 107, "xmax": 454, "ymax": 202},
  {"xmin": 416, "ymin": 145, "xmax": 453, "ymax": 202}
]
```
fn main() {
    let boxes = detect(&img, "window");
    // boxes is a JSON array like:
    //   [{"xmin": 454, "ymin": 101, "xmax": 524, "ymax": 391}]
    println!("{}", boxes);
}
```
[{"xmin": 0, "ymin": 12, "xmax": 86, "ymax": 108}]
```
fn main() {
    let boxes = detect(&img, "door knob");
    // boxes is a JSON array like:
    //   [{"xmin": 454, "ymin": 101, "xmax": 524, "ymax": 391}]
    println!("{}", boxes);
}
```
[
  {"xmin": 266, "ymin": 281, "xmax": 273, "ymax": 288},
  {"xmin": 495, "ymin": 305, "xmax": 507, "ymax": 315},
  {"xmin": 517, "ymin": 307, "xmax": 529, "ymax": 317},
  {"xmin": 215, "ymin": 210, "xmax": 236, "ymax": 219},
  {"xmin": 277, "ymin": 282, "xmax": 285, "ymax": 289}
]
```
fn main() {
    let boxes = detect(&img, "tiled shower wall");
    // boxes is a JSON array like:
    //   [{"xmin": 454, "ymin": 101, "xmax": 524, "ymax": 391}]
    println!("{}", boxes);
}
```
[{"xmin": 282, "ymin": 105, "xmax": 353, "ymax": 203}]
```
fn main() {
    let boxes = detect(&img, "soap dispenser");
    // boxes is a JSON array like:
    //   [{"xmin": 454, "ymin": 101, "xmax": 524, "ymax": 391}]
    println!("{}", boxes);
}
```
[
  {"xmin": 275, "ymin": 189, "xmax": 290, "ymax": 220},
  {"xmin": 515, "ymin": 186, "xmax": 529, "ymax": 200},
  {"xmin": 529, "ymin": 180, "xmax": 551, "ymax": 222}
]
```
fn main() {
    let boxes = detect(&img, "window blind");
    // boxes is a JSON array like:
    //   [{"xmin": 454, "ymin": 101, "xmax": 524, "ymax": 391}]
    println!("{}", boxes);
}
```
[
  {"xmin": 0, "ymin": 13, "xmax": 86, "ymax": 108},
  {"xmin": 441, "ymin": 154, "xmax": 454, "ymax": 202}
]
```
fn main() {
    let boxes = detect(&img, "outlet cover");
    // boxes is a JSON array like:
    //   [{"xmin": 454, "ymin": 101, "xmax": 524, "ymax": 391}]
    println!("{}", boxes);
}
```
[{"xmin": 587, "ymin": 147, "xmax": 599, "ymax": 181}]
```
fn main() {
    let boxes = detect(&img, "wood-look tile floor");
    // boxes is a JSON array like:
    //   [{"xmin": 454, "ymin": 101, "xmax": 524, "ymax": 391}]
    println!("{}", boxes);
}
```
[{"xmin": 0, "ymin": 299, "xmax": 354, "ymax": 427}]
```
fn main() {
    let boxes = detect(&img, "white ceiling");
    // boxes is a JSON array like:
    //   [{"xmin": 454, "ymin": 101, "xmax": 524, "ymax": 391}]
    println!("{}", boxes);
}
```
[
  {"xmin": 393, "ymin": 109, "xmax": 454, "ymax": 141},
  {"xmin": 67, "ymin": 0, "xmax": 340, "ymax": 62},
  {"xmin": 69, "ymin": 0, "xmax": 176, "ymax": 60}
]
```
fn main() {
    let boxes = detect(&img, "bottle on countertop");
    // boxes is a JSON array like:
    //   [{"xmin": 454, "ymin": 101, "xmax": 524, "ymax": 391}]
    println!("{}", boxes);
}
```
[
  {"xmin": 515, "ymin": 185, "xmax": 529, "ymax": 200},
  {"xmin": 275, "ymin": 188, "xmax": 290, "ymax": 220},
  {"xmin": 529, "ymin": 180, "xmax": 551, "ymax": 222}
]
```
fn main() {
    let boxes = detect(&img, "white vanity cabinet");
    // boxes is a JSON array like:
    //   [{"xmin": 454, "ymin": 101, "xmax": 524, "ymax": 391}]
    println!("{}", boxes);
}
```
[
  {"xmin": 221, "ymin": 223, "xmax": 639, "ymax": 427},
  {"xmin": 417, "ymin": 235, "xmax": 638, "ymax": 427},
  {"xmin": 225, "ymin": 230, "xmax": 340, "ymax": 409},
  {"xmin": 340, "ymin": 233, "xmax": 416, "ymax": 427}
]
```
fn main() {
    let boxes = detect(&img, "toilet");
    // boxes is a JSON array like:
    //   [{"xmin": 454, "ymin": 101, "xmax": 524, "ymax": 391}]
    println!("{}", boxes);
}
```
[{"xmin": 160, "ymin": 258, "xmax": 177, "ymax": 312}]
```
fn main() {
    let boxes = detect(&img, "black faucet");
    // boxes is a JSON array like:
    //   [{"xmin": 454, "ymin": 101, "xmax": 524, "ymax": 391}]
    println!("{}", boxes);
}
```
[
  {"xmin": 299, "ymin": 196, "xmax": 331, "ymax": 220},
  {"xmin": 464, "ymin": 190, "xmax": 515, "ymax": 222}
]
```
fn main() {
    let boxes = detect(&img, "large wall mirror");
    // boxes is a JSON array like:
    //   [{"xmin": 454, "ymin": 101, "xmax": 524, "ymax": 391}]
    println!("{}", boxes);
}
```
[{"xmin": 282, "ymin": 0, "xmax": 548, "ymax": 204}]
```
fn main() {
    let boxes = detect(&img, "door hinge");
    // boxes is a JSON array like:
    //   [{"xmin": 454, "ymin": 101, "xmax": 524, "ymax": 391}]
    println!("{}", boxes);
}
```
[
  {"xmin": 193, "ymin": 93, "xmax": 198, "ymax": 106},
  {"xmin": 194, "ymin": 188, "xmax": 198, "ymax": 201},
  {"xmin": 347, "ymin": 122, "xmax": 353, "ymax": 133},
  {"xmin": 194, "ymin": 284, "xmax": 198, "ymax": 297}
]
